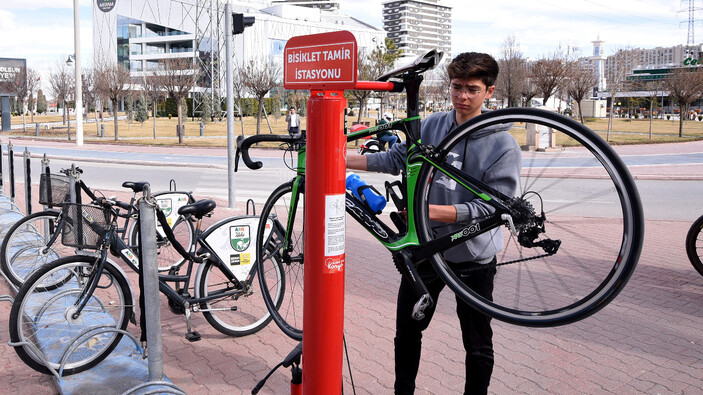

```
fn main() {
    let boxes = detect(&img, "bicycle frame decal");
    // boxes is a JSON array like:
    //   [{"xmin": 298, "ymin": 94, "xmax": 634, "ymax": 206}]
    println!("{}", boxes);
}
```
[
  {"xmin": 345, "ymin": 195, "xmax": 388, "ymax": 239},
  {"xmin": 203, "ymin": 216, "xmax": 272, "ymax": 282},
  {"xmin": 120, "ymin": 247, "xmax": 140, "ymax": 267},
  {"xmin": 230, "ymin": 225, "xmax": 251, "ymax": 252},
  {"xmin": 450, "ymin": 223, "xmax": 481, "ymax": 242}
]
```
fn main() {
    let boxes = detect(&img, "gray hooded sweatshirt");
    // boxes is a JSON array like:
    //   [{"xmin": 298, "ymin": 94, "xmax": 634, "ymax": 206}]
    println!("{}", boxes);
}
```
[{"xmin": 366, "ymin": 109, "xmax": 522, "ymax": 263}]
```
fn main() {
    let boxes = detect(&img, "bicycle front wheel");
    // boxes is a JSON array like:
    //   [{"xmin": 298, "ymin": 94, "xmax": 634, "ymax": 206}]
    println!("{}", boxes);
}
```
[
  {"xmin": 0, "ymin": 210, "xmax": 74, "ymax": 288},
  {"xmin": 9, "ymin": 255, "xmax": 133, "ymax": 375},
  {"xmin": 686, "ymin": 214, "xmax": 703, "ymax": 276},
  {"xmin": 197, "ymin": 258, "xmax": 282, "ymax": 337},
  {"xmin": 257, "ymin": 180, "xmax": 305, "ymax": 341},
  {"xmin": 415, "ymin": 108, "xmax": 644, "ymax": 327}
]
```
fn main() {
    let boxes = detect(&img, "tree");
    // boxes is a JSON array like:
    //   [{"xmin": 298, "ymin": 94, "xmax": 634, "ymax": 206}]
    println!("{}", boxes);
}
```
[
  {"xmin": 605, "ymin": 48, "xmax": 639, "ymax": 141},
  {"xmin": 531, "ymin": 51, "xmax": 567, "ymax": 107},
  {"xmin": 143, "ymin": 72, "xmax": 163, "ymax": 139},
  {"xmin": 135, "ymin": 93, "xmax": 148, "ymax": 125},
  {"xmin": 125, "ymin": 93, "xmax": 134, "ymax": 126},
  {"xmin": 495, "ymin": 34, "xmax": 528, "ymax": 107},
  {"xmin": 350, "ymin": 49, "xmax": 374, "ymax": 124},
  {"xmin": 81, "ymin": 68, "xmax": 102, "ymax": 136},
  {"xmin": 200, "ymin": 93, "xmax": 212, "ymax": 124},
  {"xmin": 154, "ymin": 58, "xmax": 199, "ymax": 143},
  {"xmin": 565, "ymin": 60, "xmax": 597, "ymax": 123},
  {"xmin": 241, "ymin": 57, "xmax": 281, "ymax": 134},
  {"xmin": 94, "ymin": 60, "xmax": 131, "ymax": 141},
  {"xmin": 369, "ymin": 38, "xmax": 402, "ymax": 116},
  {"xmin": 25, "ymin": 68, "xmax": 40, "ymax": 123},
  {"xmin": 49, "ymin": 60, "xmax": 74, "ymax": 139},
  {"xmin": 36, "ymin": 89, "xmax": 47, "ymax": 114},
  {"xmin": 9, "ymin": 67, "xmax": 29, "ymax": 131},
  {"xmin": 664, "ymin": 67, "xmax": 703, "ymax": 137}
]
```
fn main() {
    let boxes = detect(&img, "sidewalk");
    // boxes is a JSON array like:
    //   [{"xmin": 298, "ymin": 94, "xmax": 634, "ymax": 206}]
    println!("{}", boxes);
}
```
[{"xmin": 0, "ymin": 139, "xmax": 702, "ymax": 393}]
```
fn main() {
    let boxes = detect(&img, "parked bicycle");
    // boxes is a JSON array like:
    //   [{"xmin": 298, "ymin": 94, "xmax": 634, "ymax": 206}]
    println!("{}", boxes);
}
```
[
  {"xmin": 8, "ymin": 188, "xmax": 282, "ymax": 376},
  {"xmin": 0, "ymin": 167, "xmax": 196, "ymax": 287},
  {"xmin": 237, "ymin": 49, "xmax": 645, "ymax": 346},
  {"xmin": 686, "ymin": 214, "xmax": 703, "ymax": 276}
]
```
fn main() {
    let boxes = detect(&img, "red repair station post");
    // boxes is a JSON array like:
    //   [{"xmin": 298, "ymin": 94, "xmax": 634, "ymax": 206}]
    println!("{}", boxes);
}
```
[{"xmin": 283, "ymin": 31, "xmax": 394, "ymax": 394}]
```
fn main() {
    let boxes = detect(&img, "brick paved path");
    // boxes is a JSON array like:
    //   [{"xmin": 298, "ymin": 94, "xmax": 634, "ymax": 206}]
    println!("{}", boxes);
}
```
[{"xmin": 1, "ymin": 140, "xmax": 703, "ymax": 394}]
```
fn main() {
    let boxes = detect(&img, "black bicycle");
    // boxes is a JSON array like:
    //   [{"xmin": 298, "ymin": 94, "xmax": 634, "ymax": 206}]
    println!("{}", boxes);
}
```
[
  {"xmin": 0, "ymin": 168, "xmax": 196, "ymax": 287},
  {"xmin": 8, "ymin": 189, "xmax": 282, "ymax": 376},
  {"xmin": 686, "ymin": 214, "xmax": 703, "ymax": 276}
]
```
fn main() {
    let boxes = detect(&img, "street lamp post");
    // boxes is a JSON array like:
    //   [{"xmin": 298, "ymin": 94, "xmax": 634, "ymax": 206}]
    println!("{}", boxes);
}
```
[{"xmin": 72, "ymin": 0, "xmax": 83, "ymax": 146}]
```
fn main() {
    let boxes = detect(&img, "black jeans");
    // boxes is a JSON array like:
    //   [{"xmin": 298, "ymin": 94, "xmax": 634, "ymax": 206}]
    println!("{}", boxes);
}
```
[
  {"xmin": 394, "ymin": 260, "xmax": 496, "ymax": 395},
  {"xmin": 288, "ymin": 126, "xmax": 300, "ymax": 135}
]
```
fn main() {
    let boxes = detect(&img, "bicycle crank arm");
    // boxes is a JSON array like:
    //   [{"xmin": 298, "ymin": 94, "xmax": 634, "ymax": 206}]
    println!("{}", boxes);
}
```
[{"xmin": 393, "ymin": 250, "xmax": 434, "ymax": 321}]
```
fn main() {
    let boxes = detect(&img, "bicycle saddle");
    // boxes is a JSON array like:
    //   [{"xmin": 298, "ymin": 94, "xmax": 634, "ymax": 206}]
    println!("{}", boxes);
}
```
[
  {"xmin": 122, "ymin": 181, "xmax": 150, "ymax": 192},
  {"xmin": 377, "ymin": 49, "xmax": 444, "ymax": 81},
  {"xmin": 178, "ymin": 199, "xmax": 216, "ymax": 219}
]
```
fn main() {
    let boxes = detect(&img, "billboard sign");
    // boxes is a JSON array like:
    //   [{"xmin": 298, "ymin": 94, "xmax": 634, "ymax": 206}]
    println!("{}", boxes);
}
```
[
  {"xmin": 284, "ymin": 31, "xmax": 357, "ymax": 90},
  {"xmin": 0, "ymin": 58, "xmax": 26, "ymax": 96}
]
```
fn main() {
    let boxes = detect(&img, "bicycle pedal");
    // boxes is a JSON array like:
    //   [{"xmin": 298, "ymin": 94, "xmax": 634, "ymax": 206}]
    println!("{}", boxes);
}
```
[{"xmin": 185, "ymin": 331, "xmax": 201, "ymax": 342}]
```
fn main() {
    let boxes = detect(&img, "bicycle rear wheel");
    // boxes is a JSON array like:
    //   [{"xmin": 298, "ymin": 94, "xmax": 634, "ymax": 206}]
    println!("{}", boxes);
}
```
[
  {"xmin": 197, "ymin": 258, "xmax": 282, "ymax": 337},
  {"xmin": 414, "ymin": 108, "xmax": 644, "ymax": 327},
  {"xmin": 9, "ymin": 255, "xmax": 133, "ymax": 375},
  {"xmin": 686, "ymin": 214, "xmax": 703, "ymax": 276},
  {"xmin": 257, "ymin": 180, "xmax": 305, "ymax": 341},
  {"xmin": 0, "ymin": 210, "xmax": 74, "ymax": 288}
]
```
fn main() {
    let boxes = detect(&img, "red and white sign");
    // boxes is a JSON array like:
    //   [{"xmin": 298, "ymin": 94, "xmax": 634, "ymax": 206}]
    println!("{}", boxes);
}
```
[{"xmin": 284, "ymin": 31, "xmax": 357, "ymax": 90}]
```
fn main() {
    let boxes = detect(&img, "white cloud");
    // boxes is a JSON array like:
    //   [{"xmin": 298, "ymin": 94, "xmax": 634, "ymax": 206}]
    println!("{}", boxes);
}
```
[{"xmin": 0, "ymin": 0, "xmax": 91, "ymax": 10}]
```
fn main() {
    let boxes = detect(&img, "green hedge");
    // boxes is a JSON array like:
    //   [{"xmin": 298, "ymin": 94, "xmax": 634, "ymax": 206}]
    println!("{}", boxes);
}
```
[{"xmin": 157, "ymin": 97, "xmax": 281, "ymax": 118}]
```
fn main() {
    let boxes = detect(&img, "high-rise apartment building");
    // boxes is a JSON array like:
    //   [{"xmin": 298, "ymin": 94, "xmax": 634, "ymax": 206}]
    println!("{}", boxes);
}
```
[{"xmin": 382, "ymin": 0, "xmax": 451, "ymax": 60}]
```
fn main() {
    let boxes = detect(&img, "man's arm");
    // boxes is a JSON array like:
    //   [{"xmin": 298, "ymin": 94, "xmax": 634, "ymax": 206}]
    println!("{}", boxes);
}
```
[{"xmin": 346, "ymin": 154, "xmax": 368, "ymax": 171}]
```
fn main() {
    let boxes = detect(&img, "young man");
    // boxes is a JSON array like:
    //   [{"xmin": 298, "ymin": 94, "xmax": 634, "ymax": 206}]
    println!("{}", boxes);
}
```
[
  {"xmin": 286, "ymin": 107, "xmax": 301, "ymax": 135},
  {"xmin": 347, "ymin": 52, "xmax": 522, "ymax": 394}
]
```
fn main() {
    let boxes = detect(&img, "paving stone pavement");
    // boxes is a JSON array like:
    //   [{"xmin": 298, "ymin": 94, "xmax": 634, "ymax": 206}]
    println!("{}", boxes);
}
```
[{"xmin": 0, "ymin": 140, "xmax": 702, "ymax": 394}]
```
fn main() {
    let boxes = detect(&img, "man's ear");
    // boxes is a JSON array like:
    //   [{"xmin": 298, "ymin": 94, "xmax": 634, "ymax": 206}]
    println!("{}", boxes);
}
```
[{"xmin": 485, "ymin": 85, "xmax": 495, "ymax": 99}]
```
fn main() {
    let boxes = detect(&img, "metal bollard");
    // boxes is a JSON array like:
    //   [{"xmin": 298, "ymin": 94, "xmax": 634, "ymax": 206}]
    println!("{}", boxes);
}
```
[
  {"xmin": 199, "ymin": 123, "xmax": 204, "ymax": 136},
  {"xmin": 68, "ymin": 164, "xmax": 78, "ymax": 204},
  {"xmin": 41, "ymin": 154, "xmax": 50, "ymax": 209},
  {"xmin": 23, "ymin": 147, "xmax": 31, "ymax": 215},
  {"xmin": 138, "ymin": 185, "xmax": 165, "ymax": 381},
  {"xmin": 8, "ymin": 141, "xmax": 14, "ymax": 203},
  {"xmin": 35, "ymin": 123, "xmax": 40, "ymax": 136},
  {"xmin": 100, "ymin": 123, "xmax": 105, "ymax": 137}
]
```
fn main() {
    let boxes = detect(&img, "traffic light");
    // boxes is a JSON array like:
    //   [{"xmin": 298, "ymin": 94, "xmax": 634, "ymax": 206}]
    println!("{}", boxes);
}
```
[{"xmin": 233, "ymin": 13, "xmax": 255, "ymax": 35}]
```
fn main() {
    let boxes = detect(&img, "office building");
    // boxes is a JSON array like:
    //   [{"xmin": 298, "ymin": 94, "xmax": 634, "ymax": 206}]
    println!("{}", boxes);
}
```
[{"xmin": 382, "ymin": 0, "xmax": 451, "ymax": 61}]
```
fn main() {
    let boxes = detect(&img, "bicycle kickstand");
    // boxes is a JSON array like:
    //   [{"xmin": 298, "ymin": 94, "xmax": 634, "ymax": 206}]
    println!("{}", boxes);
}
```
[
  {"xmin": 184, "ymin": 302, "xmax": 201, "ymax": 342},
  {"xmin": 393, "ymin": 250, "xmax": 433, "ymax": 320}
]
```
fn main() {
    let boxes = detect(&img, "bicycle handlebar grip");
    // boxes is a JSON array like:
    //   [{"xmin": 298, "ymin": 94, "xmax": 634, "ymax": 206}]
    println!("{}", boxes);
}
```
[{"xmin": 237, "ymin": 134, "xmax": 302, "ymax": 170}]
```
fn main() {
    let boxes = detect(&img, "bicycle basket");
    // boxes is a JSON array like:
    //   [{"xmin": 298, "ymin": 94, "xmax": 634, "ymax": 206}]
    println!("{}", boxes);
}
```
[
  {"xmin": 61, "ymin": 203, "xmax": 112, "ymax": 250},
  {"xmin": 39, "ymin": 173, "xmax": 71, "ymax": 206}
]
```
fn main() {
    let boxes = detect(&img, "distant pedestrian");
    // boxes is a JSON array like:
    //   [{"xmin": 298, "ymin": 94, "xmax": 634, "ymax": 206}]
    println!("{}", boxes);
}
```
[{"xmin": 286, "ymin": 107, "xmax": 301, "ymax": 135}]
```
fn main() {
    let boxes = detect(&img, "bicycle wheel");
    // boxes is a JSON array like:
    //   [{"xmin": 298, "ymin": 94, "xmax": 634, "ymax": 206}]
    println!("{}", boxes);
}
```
[
  {"xmin": 9, "ymin": 255, "xmax": 133, "ymax": 375},
  {"xmin": 130, "ymin": 215, "xmax": 194, "ymax": 271},
  {"xmin": 414, "ymin": 108, "xmax": 644, "ymax": 327},
  {"xmin": 686, "ymin": 214, "xmax": 703, "ymax": 276},
  {"xmin": 0, "ymin": 210, "xmax": 75, "ymax": 288},
  {"xmin": 257, "ymin": 180, "xmax": 305, "ymax": 341},
  {"xmin": 197, "ymin": 257, "xmax": 283, "ymax": 337}
]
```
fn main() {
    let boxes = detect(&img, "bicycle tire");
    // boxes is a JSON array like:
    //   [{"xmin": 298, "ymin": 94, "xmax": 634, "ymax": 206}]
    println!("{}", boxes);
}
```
[
  {"xmin": 129, "ymin": 215, "xmax": 194, "ymax": 271},
  {"xmin": 197, "ymin": 257, "xmax": 282, "ymax": 337},
  {"xmin": 686, "ymin": 214, "xmax": 703, "ymax": 276},
  {"xmin": 257, "ymin": 180, "xmax": 305, "ymax": 341},
  {"xmin": 414, "ymin": 107, "xmax": 644, "ymax": 327},
  {"xmin": 9, "ymin": 255, "xmax": 133, "ymax": 375},
  {"xmin": 0, "ymin": 210, "xmax": 74, "ymax": 288}
]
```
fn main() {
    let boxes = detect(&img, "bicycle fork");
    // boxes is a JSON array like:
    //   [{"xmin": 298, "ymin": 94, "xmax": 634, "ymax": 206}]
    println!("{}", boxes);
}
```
[{"xmin": 393, "ymin": 249, "xmax": 432, "ymax": 321}]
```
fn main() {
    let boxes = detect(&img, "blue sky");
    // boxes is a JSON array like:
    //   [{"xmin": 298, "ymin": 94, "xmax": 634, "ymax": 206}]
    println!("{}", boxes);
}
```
[{"xmin": 0, "ymin": 0, "xmax": 690, "ymax": 94}]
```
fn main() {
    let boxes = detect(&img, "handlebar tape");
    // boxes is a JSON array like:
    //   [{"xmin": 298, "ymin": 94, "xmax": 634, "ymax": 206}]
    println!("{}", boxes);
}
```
[{"xmin": 236, "ymin": 134, "xmax": 302, "ymax": 170}]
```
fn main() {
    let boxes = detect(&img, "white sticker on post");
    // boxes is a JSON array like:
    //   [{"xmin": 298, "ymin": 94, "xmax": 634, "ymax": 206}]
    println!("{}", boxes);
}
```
[{"xmin": 325, "ymin": 194, "xmax": 345, "ymax": 256}]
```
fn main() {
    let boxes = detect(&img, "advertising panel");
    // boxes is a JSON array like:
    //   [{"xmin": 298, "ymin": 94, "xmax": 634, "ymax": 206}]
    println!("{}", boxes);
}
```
[{"xmin": 0, "ymin": 58, "xmax": 27, "ymax": 96}]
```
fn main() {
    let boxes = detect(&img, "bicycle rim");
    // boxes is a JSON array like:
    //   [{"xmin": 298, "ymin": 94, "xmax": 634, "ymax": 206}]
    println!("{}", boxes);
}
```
[
  {"xmin": 1, "ymin": 210, "xmax": 73, "ymax": 288},
  {"xmin": 9, "ymin": 255, "xmax": 132, "ymax": 375},
  {"xmin": 686, "ymin": 214, "xmax": 703, "ymax": 276},
  {"xmin": 415, "ymin": 108, "xmax": 644, "ymax": 327},
  {"xmin": 257, "ymin": 181, "xmax": 305, "ymax": 341}
]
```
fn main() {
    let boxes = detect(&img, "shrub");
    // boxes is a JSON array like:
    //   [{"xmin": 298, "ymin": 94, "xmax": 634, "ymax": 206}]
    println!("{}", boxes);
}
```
[{"xmin": 168, "ymin": 113, "xmax": 172, "ymax": 119}]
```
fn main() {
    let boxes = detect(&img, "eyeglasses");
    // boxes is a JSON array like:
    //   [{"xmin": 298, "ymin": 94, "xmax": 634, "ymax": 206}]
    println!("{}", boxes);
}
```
[{"xmin": 450, "ymin": 84, "xmax": 484, "ymax": 98}]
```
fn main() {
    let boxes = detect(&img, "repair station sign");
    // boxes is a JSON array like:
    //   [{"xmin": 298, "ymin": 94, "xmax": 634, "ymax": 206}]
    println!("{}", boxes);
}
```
[{"xmin": 284, "ymin": 31, "xmax": 357, "ymax": 90}]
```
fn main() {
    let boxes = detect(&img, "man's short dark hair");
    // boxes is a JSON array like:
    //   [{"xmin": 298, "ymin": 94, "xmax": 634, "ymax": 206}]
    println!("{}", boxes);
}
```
[{"xmin": 447, "ymin": 52, "xmax": 499, "ymax": 88}]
